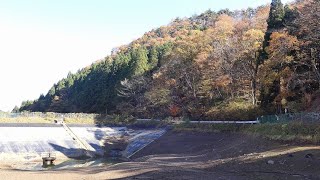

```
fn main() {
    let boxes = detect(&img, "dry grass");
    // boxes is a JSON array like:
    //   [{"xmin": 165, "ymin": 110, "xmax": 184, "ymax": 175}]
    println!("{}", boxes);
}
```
[
  {"xmin": 0, "ymin": 117, "xmax": 95, "ymax": 124},
  {"xmin": 63, "ymin": 117, "xmax": 95, "ymax": 124},
  {"xmin": 244, "ymin": 121, "xmax": 320, "ymax": 144},
  {"xmin": 204, "ymin": 99, "xmax": 264, "ymax": 120},
  {"xmin": 0, "ymin": 117, "xmax": 53, "ymax": 123},
  {"xmin": 175, "ymin": 121, "xmax": 320, "ymax": 144}
]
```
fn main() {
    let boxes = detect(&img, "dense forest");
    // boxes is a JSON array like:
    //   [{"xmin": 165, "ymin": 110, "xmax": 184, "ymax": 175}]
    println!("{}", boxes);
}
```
[{"xmin": 18, "ymin": 0, "xmax": 320, "ymax": 120}]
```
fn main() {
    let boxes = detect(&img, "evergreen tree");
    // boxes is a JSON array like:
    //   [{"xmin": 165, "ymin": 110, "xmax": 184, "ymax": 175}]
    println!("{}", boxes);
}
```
[
  {"xmin": 283, "ymin": 5, "xmax": 298, "ymax": 28},
  {"xmin": 148, "ymin": 46, "xmax": 159, "ymax": 70},
  {"xmin": 259, "ymin": 0, "xmax": 285, "ymax": 107},
  {"xmin": 261, "ymin": 0, "xmax": 285, "ymax": 61},
  {"xmin": 12, "ymin": 106, "xmax": 20, "ymax": 113},
  {"xmin": 131, "ymin": 47, "xmax": 149, "ymax": 76},
  {"xmin": 48, "ymin": 85, "xmax": 56, "ymax": 97},
  {"xmin": 267, "ymin": 0, "xmax": 285, "ymax": 29}
]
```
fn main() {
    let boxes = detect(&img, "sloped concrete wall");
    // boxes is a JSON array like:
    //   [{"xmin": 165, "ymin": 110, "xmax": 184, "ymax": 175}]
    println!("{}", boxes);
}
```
[
  {"xmin": 0, "ymin": 125, "xmax": 125, "ymax": 162},
  {"xmin": 0, "ymin": 124, "xmax": 166, "ymax": 162}
]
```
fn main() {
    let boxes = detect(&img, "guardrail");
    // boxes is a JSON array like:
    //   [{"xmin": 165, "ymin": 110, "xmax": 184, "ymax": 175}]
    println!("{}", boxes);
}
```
[{"xmin": 41, "ymin": 152, "xmax": 56, "ymax": 158}]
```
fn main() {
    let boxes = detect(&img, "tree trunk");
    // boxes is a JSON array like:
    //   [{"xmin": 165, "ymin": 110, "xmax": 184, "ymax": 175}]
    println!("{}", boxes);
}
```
[
  {"xmin": 251, "ymin": 52, "xmax": 259, "ymax": 106},
  {"xmin": 311, "ymin": 48, "xmax": 320, "ymax": 82},
  {"xmin": 251, "ymin": 79, "xmax": 257, "ymax": 105}
]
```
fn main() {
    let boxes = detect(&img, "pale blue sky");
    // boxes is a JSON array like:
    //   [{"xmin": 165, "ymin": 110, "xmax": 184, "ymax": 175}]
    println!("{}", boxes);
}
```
[{"xmin": 0, "ymin": 0, "xmax": 292, "ymax": 111}]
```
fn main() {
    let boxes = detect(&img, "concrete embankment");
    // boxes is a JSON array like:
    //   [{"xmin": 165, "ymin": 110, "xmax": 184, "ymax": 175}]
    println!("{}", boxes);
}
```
[{"xmin": 0, "ymin": 123, "xmax": 166, "ymax": 163}]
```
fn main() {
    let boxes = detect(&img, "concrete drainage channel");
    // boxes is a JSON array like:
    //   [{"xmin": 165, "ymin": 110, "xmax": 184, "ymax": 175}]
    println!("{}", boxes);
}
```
[{"xmin": 0, "ymin": 123, "xmax": 166, "ymax": 170}]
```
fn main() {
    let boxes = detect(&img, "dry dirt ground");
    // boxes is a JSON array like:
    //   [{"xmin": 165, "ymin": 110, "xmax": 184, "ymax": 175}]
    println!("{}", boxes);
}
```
[{"xmin": 1, "ymin": 131, "xmax": 320, "ymax": 180}]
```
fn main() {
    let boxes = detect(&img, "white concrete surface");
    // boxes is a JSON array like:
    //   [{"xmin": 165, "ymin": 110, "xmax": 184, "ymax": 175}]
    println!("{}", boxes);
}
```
[
  {"xmin": 0, "ymin": 125, "xmax": 166, "ymax": 162},
  {"xmin": 0, "ymin": 126, "xmax": 124, "ymax": 161}
]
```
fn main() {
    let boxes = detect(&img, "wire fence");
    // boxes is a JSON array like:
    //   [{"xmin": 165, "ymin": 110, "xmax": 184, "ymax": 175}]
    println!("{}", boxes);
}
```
[{"xmin": 257, "ymin": 113, "xmax": 320, "ymax": 124}]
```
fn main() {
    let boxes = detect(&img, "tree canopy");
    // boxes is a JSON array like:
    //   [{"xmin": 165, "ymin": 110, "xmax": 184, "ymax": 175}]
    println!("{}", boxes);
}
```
[{"xmin": 18, "ymin": 0, "xmax": 320, "ymax": 120}]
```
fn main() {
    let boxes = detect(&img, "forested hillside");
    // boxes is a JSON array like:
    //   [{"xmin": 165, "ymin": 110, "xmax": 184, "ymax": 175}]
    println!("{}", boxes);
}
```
[{"xmin": 19, "ymin": 0, "xmax": 320, "ymax": 120}]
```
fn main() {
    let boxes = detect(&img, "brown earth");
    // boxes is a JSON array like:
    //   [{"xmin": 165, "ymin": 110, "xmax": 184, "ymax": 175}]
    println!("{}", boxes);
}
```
[
  {"xmin": 1, "ymin": 131, "xmax": 320, "ymax": 179},
  {"xmin": 308, "ymin": 95, "xmax": 320, "ymax": 112}
]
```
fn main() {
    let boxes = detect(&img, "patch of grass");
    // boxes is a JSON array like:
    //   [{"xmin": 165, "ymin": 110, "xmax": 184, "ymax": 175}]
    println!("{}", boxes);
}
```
[
  {"xmin": 174, "ymin": 121, "xmax": 320, "ymax": 144},
  {"xmin": 0, "ymin": 117, "xmax": 53, "ymax": 123},
  {"xmin": 244, "ymin": 121, "xmax": 320, "ymax": 144},
  {"xmin": 0, "ymin": 112, "xmax": 100, "ymax": 124},
  {"xmin": 95, "ymin": 115, "xmax": 169, "ymax": 128},
  {"xmin": 63, "ymin": 117, "xmax": 95, "ymax": 124},
  {"xmin": 94, "ymin": 114, "xmax": 136, "ymax": 126},
  {"xmin": 204, "ymin": 99, "xmax": 264, "ymax": 120},
  {"xmin": 174, "ymin": 123, "xmax": 246, "ymax": 133},
  {"xmin": 0, "ymin": 117, "xmax": 96, "ymax": 124}
]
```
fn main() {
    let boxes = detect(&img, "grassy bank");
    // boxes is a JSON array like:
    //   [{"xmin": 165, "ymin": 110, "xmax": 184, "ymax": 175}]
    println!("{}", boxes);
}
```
[
  {"xmin": 0, "ymin": 114, "xmax": 166, "ymax": 127},
  {"xmin": 0, "ymin": 116, "xmax": 95, "ymax": 124},
  {"xmin": 0, "ymin": 117, "xmax": 54, "ymax": 123},
  {"xmin": 244, "ymin": 122, "xmax": 320, "ymax": 144},
  {"xmin": 0, "ymin": 112, "xmax": 99, "ymax": 124},
  {"xmin": 174, "ymin": 121, "xmax": 320, "ymax": 144},
  {"xmin": 3, "ymin": 112, "xmax": 320, "ymax": 144}
]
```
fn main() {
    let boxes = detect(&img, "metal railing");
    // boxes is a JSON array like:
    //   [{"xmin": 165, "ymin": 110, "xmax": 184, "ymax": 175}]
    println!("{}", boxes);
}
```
[
  {"xmin": 60, "ymin": 120, "xmax": 96, "ymax": 157},
  {"xmin": 41, "ymin": 152, "xmax": 56, "ymax": 158}
]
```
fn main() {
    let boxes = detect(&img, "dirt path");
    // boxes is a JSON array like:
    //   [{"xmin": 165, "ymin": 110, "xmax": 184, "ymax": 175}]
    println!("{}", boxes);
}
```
[{"xmin": 1, "ymin": 131, "xmax": 320, "ymax": 179}]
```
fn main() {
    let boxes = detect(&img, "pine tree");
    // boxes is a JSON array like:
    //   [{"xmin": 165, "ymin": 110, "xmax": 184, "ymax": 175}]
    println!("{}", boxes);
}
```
[
  {"xmin": 12, "ymin": 106, "xmax": 20, "ymax": 113},
  {"xmin": 260, "ymin": 0, "xmax": 285, "ymax": 61},
  {"xmin": 259, "ymin": 0, "xmax": 285, "ymax": 108},
  {"xmin": 148, "ymin": 46, "xmax": 159, "ymax": 71},
  {"xmin": 131, "ymin": 47, "xmax": 149, "ymax": 76},
  {"xmin": 267, "ymin": 0, "xmax": 285, "ymax": 29}
]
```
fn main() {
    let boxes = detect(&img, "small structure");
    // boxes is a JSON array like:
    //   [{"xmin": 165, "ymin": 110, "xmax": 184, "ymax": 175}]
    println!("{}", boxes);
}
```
[{"xmin": 41, "ymin": 152, "xmax": 56, "ymax": 167}]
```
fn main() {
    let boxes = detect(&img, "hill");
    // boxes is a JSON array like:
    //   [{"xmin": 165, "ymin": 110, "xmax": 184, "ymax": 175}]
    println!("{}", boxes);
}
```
[{"xmin": 19, "ymin": 0, "xmax": 320, "ymax": 120}]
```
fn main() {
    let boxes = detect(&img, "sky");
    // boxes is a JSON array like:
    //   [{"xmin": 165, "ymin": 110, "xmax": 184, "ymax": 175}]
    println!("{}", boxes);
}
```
[{"xmin": 0, "ymin": 0, "xmax": 292, "ymax": 112}]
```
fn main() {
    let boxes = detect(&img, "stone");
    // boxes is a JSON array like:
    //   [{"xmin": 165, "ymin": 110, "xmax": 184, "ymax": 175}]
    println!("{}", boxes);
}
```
[
  {"xmin": 305, "ymin": 153, "xmax": 314, "ymax": 159},
  {"xmin": 267, "ymin": 160, "xmax": 275, "ymax": 165}
]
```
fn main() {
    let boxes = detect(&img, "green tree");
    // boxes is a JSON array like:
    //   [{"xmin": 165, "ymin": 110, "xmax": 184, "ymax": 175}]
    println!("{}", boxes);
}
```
[
  {"xmin": 12, "ymin": 106, "xmax": 20, "ymax": 113},
  {"xmin": 259, "ymin": 32, "xmax": 299, "ymax": 109},
  {"xmin": 148, "ymin": 46, "xmax": 159, "ymax": 70},
  {"xmin": 48, "ymin": 85, "xmax": 56, "ymax": 97},
  {"xmin": 260, "ymin": 0, "xmax": 285, "ymax": 62},
  {"xmin": 131, "ymin": 47, "xmax": 149, "ymax": 76},
  {"xmin": 267, "ymin": 0, "xmax": 285, "ymax": 29},
  {"xmin": 259, "ymin": 0, "xmax": 286, "ymax": 107}
]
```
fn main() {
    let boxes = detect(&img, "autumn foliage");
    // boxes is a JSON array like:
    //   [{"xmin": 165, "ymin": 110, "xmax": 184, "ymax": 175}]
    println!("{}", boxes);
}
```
[
  {"xmin": 19, "ymin": 0, "xmax": 320, "ymax": 120},
  {"xmin": 169, "ymin": 105, "xmax": 181, "ymax": 117}
]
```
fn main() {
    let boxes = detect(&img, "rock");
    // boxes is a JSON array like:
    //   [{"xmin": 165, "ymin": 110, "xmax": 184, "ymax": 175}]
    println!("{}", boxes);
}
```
[
  {"xmin": 267, "ymin": 160, "xmax": 275, "ymax": 165},
  {"xmin": 305, "ymin": 153, "xmax": 313, "ymax": 159},
  {"xmin": 104, "ymin": 135, "xmax": 129, "ymax": 157}
]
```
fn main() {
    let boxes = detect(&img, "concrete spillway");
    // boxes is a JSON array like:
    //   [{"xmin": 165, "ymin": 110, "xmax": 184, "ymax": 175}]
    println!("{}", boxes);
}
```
[{"xmin": 0, "ymin": 124, "xmax": 166, "ymax": 162}]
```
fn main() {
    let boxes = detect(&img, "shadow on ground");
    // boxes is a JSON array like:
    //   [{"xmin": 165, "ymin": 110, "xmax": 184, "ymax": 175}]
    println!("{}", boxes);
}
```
[
  {"xmin": 49, "ymin": 143, "xmax": 93, "ymax": 159},
  {"xmin": 6, "ymin": 131, "xmax": 320, "ymax": 180}
]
